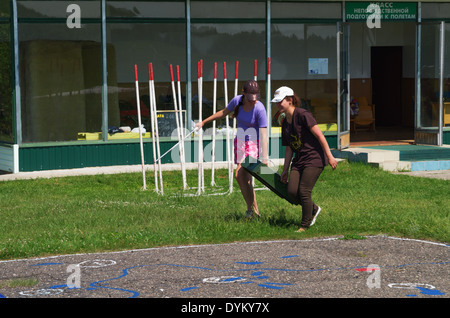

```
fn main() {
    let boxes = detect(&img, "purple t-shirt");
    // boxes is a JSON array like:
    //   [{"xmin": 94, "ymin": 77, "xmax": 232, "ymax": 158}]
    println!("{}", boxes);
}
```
[{"xmin": 226, "ymin": 95, "xmax": 268, "ymax": 141}]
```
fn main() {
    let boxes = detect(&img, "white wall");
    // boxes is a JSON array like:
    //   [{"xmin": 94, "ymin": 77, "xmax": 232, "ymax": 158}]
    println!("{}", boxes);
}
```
[{"xmin": 0, "ymin": 145, "xmax": 18, "ymax": 173}]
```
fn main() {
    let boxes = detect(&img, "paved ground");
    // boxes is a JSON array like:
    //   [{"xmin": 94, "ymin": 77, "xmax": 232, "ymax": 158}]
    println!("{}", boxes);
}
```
[
  {"xmin": 392, "ymin": 170, "xmax": 450, "ymax": 180},
  {"xmin": 0, "ymin": 236, "xmax": 448, "ymax": 302}
]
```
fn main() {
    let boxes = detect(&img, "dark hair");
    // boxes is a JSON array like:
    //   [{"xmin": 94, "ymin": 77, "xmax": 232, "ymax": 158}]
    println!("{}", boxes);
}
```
[
  {"xmin": 231, "ymin": 80, "xmax": 260, "ymax": 119},
  {"xmin": 243, "ymin": 80, "xmax": 260, "ymax": 95},
  {"xmin": 230, "ymin": 96, "xmax": 244, "ymax": 119},
  {"xmin": 284, "ymin": 94, "xmax": 300, "ymax": 107}
]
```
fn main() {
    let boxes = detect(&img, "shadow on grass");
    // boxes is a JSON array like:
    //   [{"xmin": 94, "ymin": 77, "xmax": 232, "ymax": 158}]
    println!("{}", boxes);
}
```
[
  {"xmin": 266, "ymin": 209, "xmax": 298, "ymax": 229},
  {"xmin": 224, "ymin": 208, "xmax": 298, "ymax": 229}
]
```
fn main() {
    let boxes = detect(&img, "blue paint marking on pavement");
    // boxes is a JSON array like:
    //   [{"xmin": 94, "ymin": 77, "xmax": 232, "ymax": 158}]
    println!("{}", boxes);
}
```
[
  {"xmin": 30, "ymin": 262, "xmax": 63, "ymax": 266},
  {"xmin": 50, "ymin": 284, "xmax": 81, "ymax": 290},
  {"xmin": 88, "ymin": 266, "xmax": 143, "ymax": 298},
  {"xmin": 416, "ymin": 287, "xmax": 445, "ymax": 296},
  {"xmin": 180, "ymin": 287, "xmax": 199, "ymax": 292},
  {"xmin": 0, "ymin": 293, "xmax": 6, "ymax": 298},
  {"xmin": 48, "ymin": 266, "xmax": 144, "ymax": 298},
  {"xmin": 258, "ymin": 282, "xmax": 293, "ymax": 290},
  {"xmin": 258, "ymin": 284, "xmax": 283, "ymax": 290},
  {"xmin": 50, "ymin": 284, "xmax": 66, "ymax": 289},
  {"xmin": 236, "ymin": 261, "xmax": 262, "ymax": 265},
  {"xmin": 281, "ymin": 255, "xmax": 299, "ymax": 258},
  {"xmin": 222, "ymin": 277, "xmax": 245, "ymax": 282},
  {"xmin": 251, "ymin": 271, "xmax": 264, "ymax": 276},
  {"xmin": 255, "ymin": 276, "xmax": 270, "ymax": 279}
]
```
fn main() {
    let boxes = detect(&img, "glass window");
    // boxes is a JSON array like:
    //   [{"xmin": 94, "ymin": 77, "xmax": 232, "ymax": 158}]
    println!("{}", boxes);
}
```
[
  {"xmin": 107, "ymin": 22, "xmax": 186, "ymax": 134},
  {"xmin": 445, "ymin": 23, "xmax": 450, "ymax": 129},
  {"xmin": 422, "ymin": 3, "xmax": 450, "ymax": 20},
  {"xmin": 107, "ymin": 1, "xmax": 185, "ymax": 18},
  {"xmin": 419, "ymin": 24, "xmax": 441, "ymax": 128},
  {"xmin": 0, "ymin": 23, "xmax": 12, "ymax": 143},
  {"xmin": 271, "ymin": 23, "xmax": 337, "ymax": 126},
  {"xmin": 271, "ymin": 2, "xmax": 341, "ymax": 20},
  {"xmin": 18, "ymin": 0, "xmax": 100, "ymax": 18},
  {"xmin": 191, "ymin": 1, "xmax": 265, "ymax": 19},
  {"xmin": 18, "ymin": 1, "xmax": 102, "ymax": 143},
  {"xmin": 0, "ymin": 1, "xmax": 10, "ymax": 18},
  {"xmin": 191, "ymin": 23, "xmax": 266, "ymax": 129}
]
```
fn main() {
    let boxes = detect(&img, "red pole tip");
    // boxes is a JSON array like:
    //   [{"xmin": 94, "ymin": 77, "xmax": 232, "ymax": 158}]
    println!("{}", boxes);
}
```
[
  {"xmin": 149, "ymin": 63, "xmax": 153, "ymax": 81},
  {"xmin": 254, "ymin": 59, "xmax": 257, "ymax": 76},
  {"xmin": 170, "ymin": 64, "xmax": 174, "ymax": 82},
  {"xmin": 268, "ymin": 57, "xmax": 271, "ymax": 75},
  {"xmin": 200, "ymin": 59, "xmax": 203, "ymax": 78},
  {"xmin": 223, "ymin": 61, "xmax": 227, "ymax": 79},
  {"xmin": 214, "ymin": 62, "xmax": 217, "ymax": 79},
  {"xmin": 177, "ymin": 65, "xmax": 180, "ymax": 81},
  {"xmin": 197, "ymin": 61, "xmax": 200, "ymax": 78},
  {"xmin": 135, "ymin": 65, "xmax": 138, "ymax": 81},
  {"xmin": 235, "ymin": 61, "xmax": 239, "ymax": 79}
]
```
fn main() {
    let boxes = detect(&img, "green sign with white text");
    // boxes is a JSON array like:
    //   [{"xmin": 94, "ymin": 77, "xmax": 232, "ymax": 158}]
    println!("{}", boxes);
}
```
[{"xmin": 346, "ymin": 2, "xmax": 417, "ymax": 21}]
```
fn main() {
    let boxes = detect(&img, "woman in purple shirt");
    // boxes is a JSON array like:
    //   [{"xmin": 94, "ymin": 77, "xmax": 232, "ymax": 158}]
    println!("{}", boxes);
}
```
[
  {"xmin": 196, "ymin": 80, "xmax": 268, "ymax": 219},
  {"xmin": 272, "ymin": 86, "xmax": 337, "ymax": 232}
]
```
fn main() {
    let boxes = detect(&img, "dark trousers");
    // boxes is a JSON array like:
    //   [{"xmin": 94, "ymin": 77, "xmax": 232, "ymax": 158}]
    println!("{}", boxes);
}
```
[{"xmin": 287, "ymin": 166, "xmax": 323, "ymax": 228}]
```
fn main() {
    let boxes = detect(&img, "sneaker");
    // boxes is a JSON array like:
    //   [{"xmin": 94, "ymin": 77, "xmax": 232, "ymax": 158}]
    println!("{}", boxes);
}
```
[
  {"xmin": 245, "ymin": 210, "xmax": 253, "ymax": 219},
  {"xmin": 245, "ymin": 209, "xmax": 261, "ymax": 220},
  {"xmin": 310, "ymin": 206, "xmax": 321, "ymax": 226}
]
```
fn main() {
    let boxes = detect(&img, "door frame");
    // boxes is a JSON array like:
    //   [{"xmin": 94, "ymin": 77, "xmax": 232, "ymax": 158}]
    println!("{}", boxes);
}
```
[
  {"xmin": 415, "ymin": 21, "xmax": 445, "ymax": 146},
  {"xmin": 337, "ymin": 22, "xmax": 351, "ymax": 150}
]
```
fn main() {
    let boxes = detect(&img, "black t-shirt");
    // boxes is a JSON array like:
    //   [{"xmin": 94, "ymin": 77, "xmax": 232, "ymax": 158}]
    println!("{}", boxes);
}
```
[{"xmin": 281, "ymin": 107, "xmax": 328, "ymax": 170}]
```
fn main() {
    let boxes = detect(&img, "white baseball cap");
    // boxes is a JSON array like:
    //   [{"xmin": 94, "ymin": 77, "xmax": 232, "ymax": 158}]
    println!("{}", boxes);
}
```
[{"xmin": 271, "ymin": 86, "xmax": 294, "ymax": 103}]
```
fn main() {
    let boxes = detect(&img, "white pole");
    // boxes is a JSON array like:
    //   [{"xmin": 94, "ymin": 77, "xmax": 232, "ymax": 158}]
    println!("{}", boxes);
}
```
[
  {"xmin": 197, "ymin": 60, "xmax": 204, "ymax": 195},
  {"xmin": 155, "ymin": 127, "xmax": 197, "ymax": 164},
  {"xmin": 224, "ymin": 62, "xmax": 233, "ymax": 193},
  {"xmin": 231, "ymin": 61, "xmax": 239, "ymax": 160},
  {"xmin": 234, "ymin": 60, "xmax": 239, "ymax": 96},
  {"xmin": 266, "ymin": 57, "xmax": 271, "ymax": 148},
  {"xmin": 252, "ymin": 59, "xmax": 257, "ymax": 187},
  {"xmin": 233, "ymin": 61, "xmax": 238, "ymax": 170},
  {"xmin": 150, "ymin": 64, "xmax": 163, "ymax": 195},
  {"xmin": 170, "ymin": 65, "xmax": 185, "ymax": 189},
  {"xmin": 148, "ymin": 63, "xmax": 159, "ymax": 193},
  {"xmin": 211, "ymin": 62, "xmax": 217, "ymax": 187},
  {"xmin": 134, "ymin": 65, "xmax": 146, "ymax": 191},
  {"xmin": 176, "ymin": 65, "xmax": 188, "ymax": 189}
]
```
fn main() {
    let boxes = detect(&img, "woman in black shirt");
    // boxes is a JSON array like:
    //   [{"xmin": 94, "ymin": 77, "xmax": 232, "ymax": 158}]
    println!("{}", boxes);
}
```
[{"xmin": 272, "ymin": 86, "xmax": 338, "ymax": 232}]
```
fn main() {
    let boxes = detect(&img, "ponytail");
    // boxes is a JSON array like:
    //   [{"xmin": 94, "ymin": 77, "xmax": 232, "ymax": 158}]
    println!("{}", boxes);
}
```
[
  {"xmin": 230, "ymin": 95, "xmax": 244, "ymax": 119},
  {"xmin": 285, "ymin": 94, "xmax": 300, "ymax": 107}
]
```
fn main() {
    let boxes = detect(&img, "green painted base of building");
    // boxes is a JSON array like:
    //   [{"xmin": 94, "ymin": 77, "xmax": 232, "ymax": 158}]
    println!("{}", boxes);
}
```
[
  {"xmin": 15, "ymin": 131, "xmax": 450, "ymax": 173},
  {"xmin": 16, "ymin": 135, "xmax": 338, "ymax": 173}
]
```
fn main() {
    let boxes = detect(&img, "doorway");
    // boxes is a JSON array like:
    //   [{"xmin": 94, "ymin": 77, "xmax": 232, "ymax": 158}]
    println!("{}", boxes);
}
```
[
  {"xmin": 350, "ymin": 46, "xmax": 414, "ymax": 146},
  {"xmin": 371, "ymin": 46, "xmax": 403, "ymax": 126}
]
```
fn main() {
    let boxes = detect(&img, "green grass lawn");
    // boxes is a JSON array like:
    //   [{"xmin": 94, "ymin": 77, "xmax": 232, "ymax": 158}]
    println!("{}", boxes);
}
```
[{"xmin": 0, "ymin": 161, "xmax": 448, "ymax": 261}]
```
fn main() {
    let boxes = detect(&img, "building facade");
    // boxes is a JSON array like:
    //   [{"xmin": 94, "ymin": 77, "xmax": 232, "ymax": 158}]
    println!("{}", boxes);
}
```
[{"xmin": 0, "ymin": 0, "xmax": 449, "ymax": 172}]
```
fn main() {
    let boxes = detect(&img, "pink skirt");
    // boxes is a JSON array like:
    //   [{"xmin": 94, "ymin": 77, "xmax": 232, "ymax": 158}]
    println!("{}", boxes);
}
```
[{"xmin": 234, "ymin": 138, "xmax": 260, "ymax": 164}]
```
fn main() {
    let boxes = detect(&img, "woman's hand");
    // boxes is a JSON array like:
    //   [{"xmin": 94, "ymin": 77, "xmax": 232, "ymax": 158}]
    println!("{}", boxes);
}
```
[
  {"xmin": 280, "ymin": 169, "xmax": 289, "ymax": 184},
  {"xmin": 328, "ymin": 155, "xmax": 338, "ymax": 170},
  {"xmin": 194, "ymin": 121, "xmax": 203, "ymax": 130}
]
